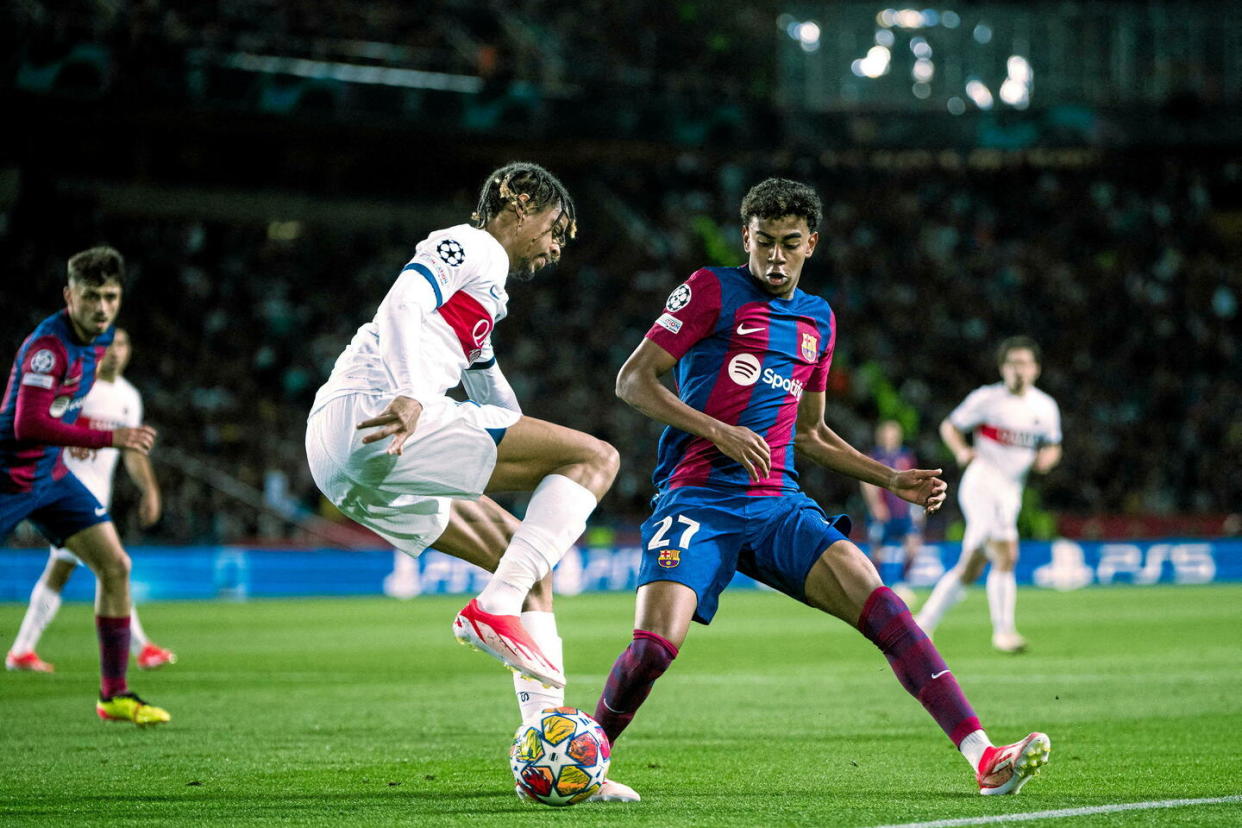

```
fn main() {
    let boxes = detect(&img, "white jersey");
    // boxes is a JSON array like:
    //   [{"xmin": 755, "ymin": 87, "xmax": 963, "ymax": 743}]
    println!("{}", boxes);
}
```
[
  {"xmin": 64, "ymin": 376, "xmax": 143, "ymax": 507},
  {"xmin": 948, "ymin": 382, "xmax": 1061, "ymax": 487},
  {"xmin": 311, "ymin": 224, "xmax": 511, "ymax": 414}
]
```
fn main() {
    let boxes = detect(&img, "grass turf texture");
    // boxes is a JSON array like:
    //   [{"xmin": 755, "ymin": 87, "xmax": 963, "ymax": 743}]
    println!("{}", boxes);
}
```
[{"xmin": 1, "ymin": 585, "xmax": 1240, "ymax": 827}]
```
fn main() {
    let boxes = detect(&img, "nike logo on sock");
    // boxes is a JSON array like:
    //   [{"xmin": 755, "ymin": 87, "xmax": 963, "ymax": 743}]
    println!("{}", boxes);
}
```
[{"xmin": 931, "ymin": 669, "xmax": 951, "ymax": 679}]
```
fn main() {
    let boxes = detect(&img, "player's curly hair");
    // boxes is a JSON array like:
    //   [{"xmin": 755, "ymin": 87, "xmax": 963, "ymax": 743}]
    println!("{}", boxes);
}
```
[
  {"xmin": 996, "ymin": 335, "xmax": 1042, "ymax": 367},
  {"xmin": 67, "ymin": 246, "xmax": 125, "ymax": 287},
  {"xmin": 740, "ymin": 178, "xmax": 823, "ymax": 231},
  {"xmin": 470, "ymin": 162, "xmax": 577, "ymax": 241}
]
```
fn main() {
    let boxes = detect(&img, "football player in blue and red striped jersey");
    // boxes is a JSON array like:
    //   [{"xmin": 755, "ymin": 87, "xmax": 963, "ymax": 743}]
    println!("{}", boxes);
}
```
[
  {"xmin": 593, "ymin": 179, "xmax": 1049, "ymax": 796},
  {"xmin": 0, "ymin": 247, "xmax": 168, "ymax": 724}
]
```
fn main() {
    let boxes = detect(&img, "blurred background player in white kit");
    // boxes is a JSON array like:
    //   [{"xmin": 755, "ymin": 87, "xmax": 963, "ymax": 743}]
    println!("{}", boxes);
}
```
[
  {"xmin": 6, "ymin": 328, "xmax": 175, "ymax": 673},
  {"xmin": 304, "ymin": 162, "xmax": 635, "ymax": 801},
  {"xmin": 860, "ymin": 419, "xmax": 924, "ymax": 605},
  {"xmin": 916, "ymin": 337, "xmax": 1062, "ymax": 653}
]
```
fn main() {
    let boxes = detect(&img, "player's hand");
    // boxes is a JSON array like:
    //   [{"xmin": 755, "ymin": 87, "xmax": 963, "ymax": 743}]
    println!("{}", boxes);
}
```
[
  {"xmin": 68, "ymin": 446, "xmax": 98, "ymax": 461},
  {"xmin": 888, "ymin": 468, "xmax": 948, "ymax": 514},
  {"xmin": 712, "ymin": 424, "xmax": 771, "ymax": 482},
  {"xmin": 138, "ymin": 490, "xmax": 161, "ymax": 527},
  {"xmin": 954, "ymin": 447, "xmax": 975, "ymax": 468},
  {"xmin": 112, "ymin": 425, "xmax": 157, "ymax": 454},
  {"xmin": 358, "ymin": 396, "xmax": 423, "ymax": 456}
]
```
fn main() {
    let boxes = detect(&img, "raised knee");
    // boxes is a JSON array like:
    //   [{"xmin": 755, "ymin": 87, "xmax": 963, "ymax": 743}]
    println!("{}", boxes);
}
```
[
  {"xmin": 588, "ymin": 438, "xmax": 620, "ymax": 481},
  {"xmin": 596, "ymin": 439, "xmax": 621, "ymax": 479}
]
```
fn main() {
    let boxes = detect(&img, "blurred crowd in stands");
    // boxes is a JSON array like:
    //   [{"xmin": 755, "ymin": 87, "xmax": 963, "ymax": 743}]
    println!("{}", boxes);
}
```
[
  {"xmin": 3, "ymin": 1, "xmax": 1239, "ymax": 546},
  {"xmin": 4, "ymin": 151, "xmax": 1238, "ymax": 544}
]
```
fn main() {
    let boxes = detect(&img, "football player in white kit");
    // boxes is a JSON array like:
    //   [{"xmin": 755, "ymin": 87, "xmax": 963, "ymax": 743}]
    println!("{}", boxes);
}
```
[
  {"xmin": 305, "ymin": 163, "xmax": 637, "ymax": 801},
  {"xmin": 6, "ymin": 328, "xmax": 175, "ymax": 673},
  {"xmin": 916, "ymin": 337, "xmax": 1062, "ymax": 653}
]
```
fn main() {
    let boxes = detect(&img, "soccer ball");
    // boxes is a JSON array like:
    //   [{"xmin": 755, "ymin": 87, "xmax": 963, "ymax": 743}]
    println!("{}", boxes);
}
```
[{"xmin": 510, "ymin": 707, "xmax": 611, "ymax": 806}]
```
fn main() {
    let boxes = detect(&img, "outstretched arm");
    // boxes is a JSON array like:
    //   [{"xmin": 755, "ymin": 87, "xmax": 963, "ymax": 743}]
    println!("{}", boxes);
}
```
[
  {"xmin": 616, "ymin": 339, "xmax": 771, "ymax": 482},
  {"xmin": 795, "ymin": 390, "xmax": 947, "ymax": 513}
]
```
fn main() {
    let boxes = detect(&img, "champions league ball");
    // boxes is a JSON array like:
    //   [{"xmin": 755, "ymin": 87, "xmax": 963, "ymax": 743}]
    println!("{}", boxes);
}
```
[{"xmin": 510, "ymin": 707, "xmax": 611, "ymax": 806}]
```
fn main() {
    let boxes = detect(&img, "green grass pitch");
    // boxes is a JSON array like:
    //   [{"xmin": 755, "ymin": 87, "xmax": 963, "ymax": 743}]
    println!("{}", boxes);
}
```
[{"xmin": 1, "ymin": 585, "xmax": 1240, "ymax": 826}]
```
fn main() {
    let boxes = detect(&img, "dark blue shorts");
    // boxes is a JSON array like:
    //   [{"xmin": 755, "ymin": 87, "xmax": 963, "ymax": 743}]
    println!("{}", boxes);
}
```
[
  {"xmin": 0, "ymin": 472, "xmax": 110, "ymax": 548},
  {"xmin": 868, "ymin": 515, "xmax": 916, "ymax": 546},
  {"xmin": 637, "ymin": 487, "xmax": 852, "ymax": 624}
]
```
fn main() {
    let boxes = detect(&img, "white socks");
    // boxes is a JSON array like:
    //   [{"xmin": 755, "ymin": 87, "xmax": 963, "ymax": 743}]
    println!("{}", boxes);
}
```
[
  {"xmin": 959, "ymin": 729, "xmax": 994, "ymax": 770},
  {"xmin": 478, "ymin": 474, "xmax": 597, "ymax": 616},
  {"xmin": 915, "ymin": 570, "xmax": 967, "ymax": 634},
  {"xmin": 11, "ymin": 582, "xmax": 62, "ymax": 654},
  {"xmin": 128, "ymin": 606, "xmax": 150, "ymax": 654},
  {"xmin": 986, "ymin": 568, "xmax": 1017, "ymax": 636},
  {"xmin": 514, "ymin": 611, "xmax": 565, "ymax": 722}
]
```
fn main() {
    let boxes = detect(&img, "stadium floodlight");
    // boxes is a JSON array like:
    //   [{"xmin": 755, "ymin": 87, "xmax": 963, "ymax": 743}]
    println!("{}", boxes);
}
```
[
  {"xmin": 966, "ymin": 79, "xmax": 994, "ymax": 109},
  {"xmin": 1007, "ymin": 55, "xmax": 1032, "ymax": 85},
  {"xmin": 912, "ymin": 58, "xmax": 935, "ymax": 83},
  {"xmin": 973, "ymin": 23, "xmax": 993, "ymax": 44},
  {"xmin": 999, "ymin": 78, "xmax": 1030, "ymax": 107},
  {"xmin": 799, "ymin": 21, "xmax": 822, "ymax": 52},
  {"xmin": 860, "ymin": 45, "xmax": 893, "ymax": 78}
]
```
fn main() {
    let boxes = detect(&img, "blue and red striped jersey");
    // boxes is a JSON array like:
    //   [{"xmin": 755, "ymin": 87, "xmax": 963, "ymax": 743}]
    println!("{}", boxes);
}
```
[
  {"xmin": 644, "ymin": 266, "xmax": 837, "ymax": 496},
  {"xmin": 0, "ymin": 310, "xmax": 113, "ymax": 493}
]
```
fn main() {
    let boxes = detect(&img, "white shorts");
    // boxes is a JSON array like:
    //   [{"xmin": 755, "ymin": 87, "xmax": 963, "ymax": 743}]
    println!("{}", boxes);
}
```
[
  {"xmin": 958, "ymin": 462, "xmax": 1022, "ymax": 555},
  {"xmin": 305, "ymin": 393, "xmax": 520, "ymax": 557}
]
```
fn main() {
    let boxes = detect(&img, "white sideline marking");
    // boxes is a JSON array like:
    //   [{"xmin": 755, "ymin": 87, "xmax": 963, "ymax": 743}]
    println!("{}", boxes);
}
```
[{"xmin": 869, "ymin": 795, "xmax": 1242, "ymax": 828}]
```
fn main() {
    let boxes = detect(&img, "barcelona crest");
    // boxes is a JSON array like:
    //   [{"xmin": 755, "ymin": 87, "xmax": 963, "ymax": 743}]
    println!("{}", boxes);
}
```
[
  {"xmin": 801, "ymin": 332, "xmax": 818, "ymax": 362},
  {"xmin": 657, "ymin": 549, "xmax": 681, "ymax": 568}
]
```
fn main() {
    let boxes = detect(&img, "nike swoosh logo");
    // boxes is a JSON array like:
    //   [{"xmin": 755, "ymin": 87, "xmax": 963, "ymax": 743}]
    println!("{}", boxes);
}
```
[
  {"xmin": 94, "ymin": 507, "xmax": 108, "ymax": 516},
  {"xmin": 736, "ymin": 324, "xmax": 763, "ymax": 335},
  {"xmin": 931, "ymin": 669, "xmax": 951, "ymax": 679}
]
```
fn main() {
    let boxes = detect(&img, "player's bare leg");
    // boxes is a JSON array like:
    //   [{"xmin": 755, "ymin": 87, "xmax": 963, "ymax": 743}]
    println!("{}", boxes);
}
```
[
  {"xmin": 455, "ymin": 416, "xmax": 618, "ymax": 689},
  {"xmin": 804, "ymin": 539, "xmax": 1048, "ymax": 794},
  {"xmin": 986, "ymin": 539, "xmax": 1024, "ymax": 652},
  {"xmin": 915, "ymin": 543, "xmax": 988, "ymax": 635},
  {"xmin": 6, "ymin": 556, "xmax": 76, "ymax": 672},
  {"xmin": 63, "ymin": 523, "xmax": 169, "ymax": 724}
]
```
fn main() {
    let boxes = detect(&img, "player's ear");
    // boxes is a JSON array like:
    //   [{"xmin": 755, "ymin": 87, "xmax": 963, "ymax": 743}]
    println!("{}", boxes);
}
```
[
  {"xmin": 63, "ymin": 284, "xmax": 72, "ymax": 305},
  {"xmin": 805, "ymin": 231, "xmax": 819, "ymax": 257},
  {"xmin": 741, "ymin": 224, "xmax": 751, "ymax": 252}
]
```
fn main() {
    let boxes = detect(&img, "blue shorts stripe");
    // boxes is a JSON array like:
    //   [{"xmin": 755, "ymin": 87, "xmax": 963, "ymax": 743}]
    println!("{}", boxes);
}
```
[{"xmin": 402, "ymin": 262, "xmax": 442, "ymax": 307}]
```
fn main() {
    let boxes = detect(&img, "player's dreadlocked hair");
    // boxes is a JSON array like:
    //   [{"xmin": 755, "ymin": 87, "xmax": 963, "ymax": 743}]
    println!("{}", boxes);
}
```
[
  {"xmin": 740, "ymin": 178, "xmax": 823, "ymax": 231},
  {"xmin": 470, "ymin": 161, "xmax": 577, "ymax": 241},
  {"xmin": 996, "ymin": 335, "xmax": 1042, "ymax": 367},
  {"xmin": 67, "ymin": 246, "xmax": 126, "ymax": 287}
]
